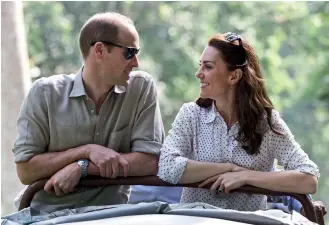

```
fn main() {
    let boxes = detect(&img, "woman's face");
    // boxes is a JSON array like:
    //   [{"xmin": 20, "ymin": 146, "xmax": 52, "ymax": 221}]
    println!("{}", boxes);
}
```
[{"xmin": 195, "ymin": 46, "xmax": 234, "ymax": 100}]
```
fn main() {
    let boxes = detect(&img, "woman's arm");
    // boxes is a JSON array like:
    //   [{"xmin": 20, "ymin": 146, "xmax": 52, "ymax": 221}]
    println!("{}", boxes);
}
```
[
  {"xmin": 245, "ymin": 170, "xmax": 317, "ymax": 194},
  {"xmin": 158, "ymin": 103, "xmax": 245, "ymax": 184},
  {"xmin": 179, "ymin": 159, "xmax": 242, "ymax": 184},
  {"xmin": 269, "ymin": 111, "xmax": 319, "ymax": 193},
  {"xmin": 199, "ymin": 168, "xmax": 317, "ymax": 194},
  {"xmin": 200, "ymin": 111, "xmax": 319, "ymax": 194},
  {"xmin": 157, "ymin": 104, "xmax": 194, "ymax": 184},
  {"xmin": 158, "ymin": 103, "xmax": 233, "ymax": 183},
  {"xmin": 239, "ymin": 112, "xmax": 319, "ymax": 194}
]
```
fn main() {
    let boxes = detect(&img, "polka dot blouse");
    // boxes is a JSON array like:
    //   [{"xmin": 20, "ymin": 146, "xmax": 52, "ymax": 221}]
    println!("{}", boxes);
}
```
[{"xmin": 157, "ymin": 102, "xmax": 319, "ymax": 211}]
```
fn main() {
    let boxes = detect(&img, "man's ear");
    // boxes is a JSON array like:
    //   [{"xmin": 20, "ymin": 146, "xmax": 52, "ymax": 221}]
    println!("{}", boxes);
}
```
[
  {"xmin": 93, "ymin": 42, "xmax": 105, "ymax": 59},
  {"xmin": 229, "ymin": 69, "xmax": 243, "ymax": 85}
]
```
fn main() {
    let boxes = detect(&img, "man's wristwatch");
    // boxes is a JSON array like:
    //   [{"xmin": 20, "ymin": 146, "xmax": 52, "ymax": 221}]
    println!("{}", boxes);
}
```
[{"xmin": 77, "ymin": 159, "xmax": 89, "ymax": 177}]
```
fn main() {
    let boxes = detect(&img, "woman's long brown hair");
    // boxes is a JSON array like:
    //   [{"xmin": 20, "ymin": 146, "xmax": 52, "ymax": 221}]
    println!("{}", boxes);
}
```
[{"xmin": 196, "ymin": 34, "xmax": 284, "ymax": 155}]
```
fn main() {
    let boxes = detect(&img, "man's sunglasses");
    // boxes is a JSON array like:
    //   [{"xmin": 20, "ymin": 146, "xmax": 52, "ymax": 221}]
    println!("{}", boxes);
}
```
[{"xmin": 90, "ymin": 41, "xmax": 140, "ymax": 60}]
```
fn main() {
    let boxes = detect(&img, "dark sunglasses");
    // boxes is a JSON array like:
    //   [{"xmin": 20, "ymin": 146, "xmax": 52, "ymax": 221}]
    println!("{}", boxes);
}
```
[
  {"xmin": 224, "ymin": 32, "xmax": 247, "ymax": 68},
  {"xmin": 224, "ymin": 32, "xmax": 242, "ymax": 46},
  {"xmin": 90, "ymin": 41, "xmax": 140, "ymax": 60}
]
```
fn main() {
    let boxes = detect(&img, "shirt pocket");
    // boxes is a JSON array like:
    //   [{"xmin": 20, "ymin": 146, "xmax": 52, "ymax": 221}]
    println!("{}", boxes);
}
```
[
  {"xmin": 51, "ymin": 115, "xmax": 79, "ymax": 150},
  {"xmin": 53, "ymin": 110, "xmax": 77, "ymax": 126},
  {"xmin": 108, "ymin": 126, "xmax": 131, "ymax": 153}
]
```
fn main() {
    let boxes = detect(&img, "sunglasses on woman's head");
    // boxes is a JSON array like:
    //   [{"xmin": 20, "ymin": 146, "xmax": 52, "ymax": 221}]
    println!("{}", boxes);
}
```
[
  {"xmin": 90, "ymin": 41, "xmax": 140, "ymax": 60},
  {"xmin": 224, "ymin": 32, "xmax": 242, "ymax": 46},
  {"xmin": 224, "ymin": 32, "xmax": 247, "ymax": 68}
]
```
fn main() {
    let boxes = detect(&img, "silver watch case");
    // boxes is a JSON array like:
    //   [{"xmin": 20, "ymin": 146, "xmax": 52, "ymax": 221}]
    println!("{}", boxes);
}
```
[{"xmin": 78, "ymin": 159, "xmax": 89, "ymax": 177}]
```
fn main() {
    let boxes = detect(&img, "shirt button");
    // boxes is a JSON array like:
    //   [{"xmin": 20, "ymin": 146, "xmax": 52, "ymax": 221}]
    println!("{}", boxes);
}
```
[
  {"xmin": 96, "ymin": 132, "xmax": 99, "ymax": 136},
  {"xmin": 91, "ymin": 109, "xmax": 94, "ymax": 113}
]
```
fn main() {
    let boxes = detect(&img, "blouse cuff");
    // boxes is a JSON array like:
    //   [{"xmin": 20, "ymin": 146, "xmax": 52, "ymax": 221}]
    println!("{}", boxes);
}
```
[{"xmin": 158, "ymin": 156, "xmax": 188, "ymax": 184}]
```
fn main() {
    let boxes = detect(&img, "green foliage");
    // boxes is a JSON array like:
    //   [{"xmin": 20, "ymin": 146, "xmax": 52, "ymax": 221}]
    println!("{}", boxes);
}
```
[
  {"xmin": 24, "ymin": 2, "xmax": 78, "ymax": 77},
  {"xmin": 23, "ymin": 2, "xmax": 329, "ymax": 220}
]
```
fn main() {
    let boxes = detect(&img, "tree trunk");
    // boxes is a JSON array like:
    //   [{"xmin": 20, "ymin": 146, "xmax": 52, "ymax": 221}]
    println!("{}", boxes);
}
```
[{"xmin": 1, "ymin": 0, "xmax": 31, "ymax": 216}]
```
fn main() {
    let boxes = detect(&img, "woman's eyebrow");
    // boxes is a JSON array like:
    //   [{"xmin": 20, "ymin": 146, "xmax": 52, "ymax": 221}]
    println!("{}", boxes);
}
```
[{"xmin": 200, "ymin": 60, "xmax": 216, "ymax": 64}]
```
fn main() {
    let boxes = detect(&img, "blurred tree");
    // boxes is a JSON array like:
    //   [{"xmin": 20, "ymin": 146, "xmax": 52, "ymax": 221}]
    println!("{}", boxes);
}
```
[
  {"xmin": 23, "ymin": 1, "xmax": 79, "ymax": 78},
  {"xmin": 1, "ymin": 0, "xmax": 31, "ymax": 216}
]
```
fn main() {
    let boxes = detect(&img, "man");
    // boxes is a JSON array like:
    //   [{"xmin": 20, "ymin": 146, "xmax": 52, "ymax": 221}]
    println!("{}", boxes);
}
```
[{"xmin": 12, "ymin": 12, "xmax": 164, "ymax": 213}]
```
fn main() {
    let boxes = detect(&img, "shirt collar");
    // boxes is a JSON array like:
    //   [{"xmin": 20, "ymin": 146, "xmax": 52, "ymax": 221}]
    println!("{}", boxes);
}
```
[
  {"xmin": 69, "ymin": 68, "xmax": 86, "ymax": 97},
  {"xmin": 204, "ymin": 101, "xmax": 239, "ymax": 136},
  {"xmin": 114, "ymin": 85, "xmax": 127, "ymax": 94},
  {"xmin": 204, "ymin": 101, "xmax": 217, "ymax": 124},
  {"xmin": 69, "ymin": 67, "xmax": 127, "ymax": 98}
]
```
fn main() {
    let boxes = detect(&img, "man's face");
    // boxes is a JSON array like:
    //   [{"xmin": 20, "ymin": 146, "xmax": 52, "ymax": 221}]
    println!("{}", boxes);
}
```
[{"xmin": 102, "ymin": 25, "xmax": 140, "ymax": 86}]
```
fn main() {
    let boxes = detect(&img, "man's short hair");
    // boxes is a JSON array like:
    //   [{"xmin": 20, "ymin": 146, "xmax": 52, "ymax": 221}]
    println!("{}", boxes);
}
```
[{"xmin": 79, "ymin": 12, "xmax": 134, "ymax": 59}]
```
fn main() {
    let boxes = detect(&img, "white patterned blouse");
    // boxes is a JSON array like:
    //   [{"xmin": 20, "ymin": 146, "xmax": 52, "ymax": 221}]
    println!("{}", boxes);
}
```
[{"xmin": 157, "ymin": 102, "xmax": 319, "ymax": 211}]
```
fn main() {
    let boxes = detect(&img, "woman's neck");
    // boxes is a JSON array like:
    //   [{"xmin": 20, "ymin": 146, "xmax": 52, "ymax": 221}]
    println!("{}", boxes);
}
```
[{"xmin": 214, "ymin": 91, "xmax": 237, "ymax": 129}]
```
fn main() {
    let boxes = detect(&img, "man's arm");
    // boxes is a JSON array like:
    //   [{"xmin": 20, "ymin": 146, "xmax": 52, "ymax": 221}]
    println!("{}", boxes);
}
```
[
  {"xmin": 16, "ymin": 145, "xmax": 90, "ymax": 185},
  {"xmin": 86, "ymin": 152, "xmax": 158, "ymax": 177},
  {"xmin": 79, "ymin": 75, "xmax": 163, "ymax": 179},
  {"xmin": 18, "ymin": 143, "xmax": 131, "ymax": 185},
  {"xmin": 13, "ymin": 78, "xmax": 72, "ymax": 185},
  {"xmin": 14, "ymin": 78, "xmax": 129, "ymax": 185},
  {"xmin": 43, "ymin": 151, "xmax": 157, "ymax": 196},
  {"xmin": 126, "ymin": 75, "xmax": 165, "ymax": 176},
  {"xmin": 121, "ymin": 152, "xmax": 158, "ymax": 176}
]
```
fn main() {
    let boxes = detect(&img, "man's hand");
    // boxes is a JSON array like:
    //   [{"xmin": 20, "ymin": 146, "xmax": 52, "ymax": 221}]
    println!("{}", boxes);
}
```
[
  {"xmin": 44, "ymin": 163, "xmax": 81, "ymax": 196},
  {"xmin": 198, "ymin": 171, "xmax": 248, "ymax": 194},
  {"xmin": 86, "ymin": 144, "xmax": 129, "ymax": 178}
]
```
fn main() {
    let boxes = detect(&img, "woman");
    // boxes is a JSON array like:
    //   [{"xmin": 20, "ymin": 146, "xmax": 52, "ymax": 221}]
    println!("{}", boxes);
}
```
[{"xmin": 157, "ymin": 32, "xmax": 319, "ymax": 211}]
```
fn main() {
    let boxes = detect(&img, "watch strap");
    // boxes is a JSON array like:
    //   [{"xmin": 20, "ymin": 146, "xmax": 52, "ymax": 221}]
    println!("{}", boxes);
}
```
[{"xmin": 78, "ymin": 159, "xmax": 88, "ymax": 177}]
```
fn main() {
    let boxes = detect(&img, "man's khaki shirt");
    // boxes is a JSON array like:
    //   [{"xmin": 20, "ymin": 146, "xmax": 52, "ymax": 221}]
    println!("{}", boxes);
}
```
[{"xmin": 12, "ymin": 69, "xmax": 165, "ymax": 212}]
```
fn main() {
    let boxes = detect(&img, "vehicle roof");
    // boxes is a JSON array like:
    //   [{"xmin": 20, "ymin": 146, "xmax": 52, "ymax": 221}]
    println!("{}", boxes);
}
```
[
  {"xmin": 60, "ymin": 214, "xmax": 251, "ymax": 225},
  {"xmin": 3, "ymin": 202, "xmax": 307, "ymax": 225}
]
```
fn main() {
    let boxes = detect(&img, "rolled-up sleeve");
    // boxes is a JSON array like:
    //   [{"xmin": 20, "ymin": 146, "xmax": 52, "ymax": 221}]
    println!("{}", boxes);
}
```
[
  {"xmin": 157, "ymin": 103, "xmax": 195, "ymax": 184},
  {"xmin": 271, "ymin": 111, "xmax": 320, "ymax": 178},
  {"xmin": 131, "ymin": 77, "xmax": 165, "ymax": 155},
  {"xmin": 12, "ymin": 78, "xmax": 49, "ymax": 162}
]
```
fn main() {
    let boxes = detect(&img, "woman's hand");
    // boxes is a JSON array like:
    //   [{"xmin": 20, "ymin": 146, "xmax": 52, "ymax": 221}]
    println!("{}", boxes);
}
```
[
  {"xmin": 198, "ymin": 171, "xmax": 249, "ymax": 194},
  {"xmin": 231, "ymin": 164, "xmax": 249, "ymax": 172}
]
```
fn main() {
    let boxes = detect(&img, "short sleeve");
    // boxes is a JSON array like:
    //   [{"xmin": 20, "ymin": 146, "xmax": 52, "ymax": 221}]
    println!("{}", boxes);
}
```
[
  {"xmin": 12, "ymin": 78, "xmax": 50, "ymax": 162},
  {"xmin": 271, "ymin": 111, "xmax": 320, "ymax": 178},
  {"xmin": 130, "ymin": 77, "xmax": 165, "ymax": 155},
  {"xmin": 157, "ymin": 103, "xmax": 196, "ymax": 184}
]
